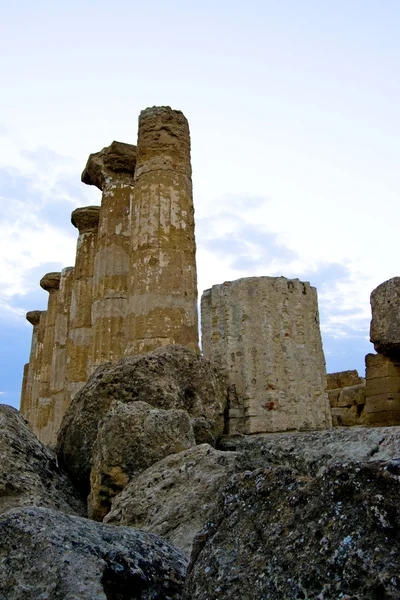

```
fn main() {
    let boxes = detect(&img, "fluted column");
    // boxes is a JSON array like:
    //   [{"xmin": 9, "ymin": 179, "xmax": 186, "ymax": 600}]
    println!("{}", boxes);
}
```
[
  {"xmin": 49, "ymin": 266, "xmax": 74, "ymax": 440},
  {"xmin": 30, "ymin": 310, "xmax": 47, "ymax": 432},
  {"xmin": 20, "ymin": 310, "xmax": 42, "ymax": 422},
  {"xmin": 34, "ymin": 272, "xmax": 61, "ymax": 445},
  {"xmin": 82, "ymin": 142, "xmax": 136, "ymax": 373},
  {"xmin": 125, "ymin": 106, "xmax": 199, "ymax": 356},
  {"xmin": 66, "ymin": 206, "xmax": 100, "ymax": 400}
]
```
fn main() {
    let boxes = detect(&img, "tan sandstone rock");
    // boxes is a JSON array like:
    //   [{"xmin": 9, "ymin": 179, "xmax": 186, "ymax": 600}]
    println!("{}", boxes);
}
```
[
  {"xmin": 125, "ymin": 106, "xmax": 199, "ymax": 356},
  {"xmin": 21, "ymin": 310, "xmax": 42, "ymax": 422},
  {"xmin": 105, "ymin": 444, "xmax": 240, "ymax": 557},
  {"xmin": 326, "ymin": 370, "xmax": 366, "ymax": 426},
  {"xmin": 364, "ymin": 353, "xmax": 400, "ymax": 426},
  {"xmin": 88, "ymin": 400, "xmax": 196, "ymax": 521},
  {"xmin": 326, "ymin": 369, "xmax": 364, "ymax": 390},
  {"xmin": 82, "ymin": 142, "xmax": 136, "ymax": 373},
  {"xmin": 29, "ymin": 310, "xmax": 47, "ymax": 432},
  {"xmin": 201, "ymin": 276, "xmax": 331, "ymax": 434},
  {"xmin": 67, "ymin": 206, "xmax": 100, "ymax": 400},
  {"xmin": 370, "ymin": 277, "xmax": 400, "ymax": 355},
  {"xmin": 57, "ymin": 344, "xmax": 228, "ymax": 495}
]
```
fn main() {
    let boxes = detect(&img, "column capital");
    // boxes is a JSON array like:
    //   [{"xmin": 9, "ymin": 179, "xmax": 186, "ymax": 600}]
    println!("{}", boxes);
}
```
[
  {"xmin": 26, "ymin": 310, "xmax": 42, "ymax": 326},
  {"xmin": 71, "ymin": 206, "xmax": 100, "ymax": 233},
  {"xmin": 40, "ymin": 272, "xmax": 61, "ymax": 292},
  {"xmin": 81, "ymin": 141, "xmax": 137, "ymax": 191}
]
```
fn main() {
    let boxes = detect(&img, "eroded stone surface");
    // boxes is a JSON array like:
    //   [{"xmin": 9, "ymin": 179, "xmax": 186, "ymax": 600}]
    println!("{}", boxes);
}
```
[
  {"xmin": 201, "ymin": 276, "xmax": 331, "ymax": 434},
  {"xmin": 125, "ymin": 106, "xmax": 199, "ymax": 356},
  {"xmin": 81, "ymin": 141, "xmax": 137, "ymax": 191},
  {"xmin": 184, "ymin": 461, "xmax": 400, "ymax": 599},
  {"xmin": 105, "ymin": 444, "xmax": 240, "ymax": 557},
  {"xmin": 0, "ymin": 405, "xmax": 85, "ymax": 516},
  {"xmin": 327, "ymin": 370, "xmax": 366, "ymax": 427},
  {"xmin": 326, "ymin": 369, "xmax": 364, "ymax": 390},
  {"xmin": 88, "ymin": 400, "xmax": 196, "ymax": 521},
  {"xmin": 370, "ymin": 277, "xmax": 400, "ymax": 355},
  {"xmin": 20, "ymin": 311, "xmax": 43, "ymax": 420},
  {"xmin": 57, "ymin": 345, "xmax": 228, "ymax": 494},
  {"xmin": 0, "ymin": 506, "xmax": 187, "ymax": 600},
  {"xmin": 364, "ymin": 353, "xmax": 400, "ymax": 426}
]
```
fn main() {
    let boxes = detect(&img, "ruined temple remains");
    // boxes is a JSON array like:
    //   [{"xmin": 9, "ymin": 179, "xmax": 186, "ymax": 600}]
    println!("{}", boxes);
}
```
[
  {"xmin": 20, "ymin": 310, "xmax": 42, "ymax": 421},
  {"xmin": 66, "ymin": 206, "xmax": 100, "ymax": 400},
  {"xmin": 326, "ymin": 370, "xmax": 366, "ymax": 427},
  {"xmin": 201, "ymin": 276, "xmax": 331, "ymax": 434},
  {"xmin": 125, "ymin": 107, "xmax": 198, "ymax": 355},
  {"xmin": 364, "ymin": 278, "xmax": 400, "ymax": 426}
]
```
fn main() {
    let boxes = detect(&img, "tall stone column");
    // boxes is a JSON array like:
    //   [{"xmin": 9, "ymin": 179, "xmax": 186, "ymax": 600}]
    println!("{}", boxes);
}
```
[
  {"xmin": 201, "ymin": 276, "xmax": 331, "ymax": 434},
  {"xmin": 66, "ymin": 206, "xmax": 100, "ymax": 399},
  {"xmin": 82, "ymin": 142, "xmax": 136, "ymax": 373},
  {"xmin": 30, "ymin": 310, "xmax": 47, "ymax": 432},
  {"xmin": 20, "ymin": 310, "xmax": 42, "ymax": 421},
  {"xmin": 49, "ymin": 266, "xmax": 74, "ymax": 440},
  {"xmin": 125, "ymin": 106, "xmax": 199, "ymax": 355},
  {"xmin": 34, "ymin": 272, "xmax": 61, "ymax": 446}
]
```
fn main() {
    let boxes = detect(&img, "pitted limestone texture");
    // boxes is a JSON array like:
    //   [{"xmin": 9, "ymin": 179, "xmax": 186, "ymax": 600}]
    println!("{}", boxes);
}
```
[
  {"xmin": 364, "ymin": 353, "xmax": 400, "ymax": 426},
  {"xmin": 326, "ymin": 370, "xmax": 366, "ymax": 427},
  {"xmin": 370, "ymin": 277, "xmax": 400, "ymax": 356},
  {"xmin": 82, "ymin": 143, "xmax": 136, "ymax": 372},
  {"xmin": 201, "ymin": 276, "xmax": 331, "ymax": 434},
  {"xmin": 125, "ymin": 106, "xmax": 199, "ymax": 356},
  {"xmin": 33, "ymin": 272, "xmax": 61, "ymax": 446},
  {"xmin": 67, "ymin": 206, "xmax": 100, "ymax": 399},
  {"xmin": 30, "ymin": 310, "xmax": 47, "ymax": 434},
  {"xmin": 20, "ymin": 310, "xmax": 43, "ymax": 421}
]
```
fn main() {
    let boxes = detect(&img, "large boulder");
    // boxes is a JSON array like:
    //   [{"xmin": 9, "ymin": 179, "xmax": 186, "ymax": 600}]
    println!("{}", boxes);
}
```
[
  {"xmin": 370, "ymin": 277, "xmax": 400, "ymax": 355},
  {"xmin": 88, "ymin": 401, "xmax": 196, "ymax": 521},
  {"xmin": 0, "ymin": 506, "xmax": 187, "ymax": 600},
  {"xmin": 184, "ymin": 461, "xmax": 400, "ymax": 599},
  {"xmin": 105, "ymin": 444, "xmax": 240, "ymax": 557},
  {"xmin": 219, "ymin": 426, "xmax": 400, "ymax": 475},
  {"xmin": 0, "ymin": 405, "xmax": 85, "ymax": 516},
  {"xmin": 57, "ymin": 345, "xmax": 228, "ymax": 494}
]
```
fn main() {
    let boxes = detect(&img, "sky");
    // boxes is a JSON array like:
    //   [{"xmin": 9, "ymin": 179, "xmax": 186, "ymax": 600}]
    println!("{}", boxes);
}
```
[{"xmin": 1, "ymin": 1, "xmax": 399, "ymax": 409}]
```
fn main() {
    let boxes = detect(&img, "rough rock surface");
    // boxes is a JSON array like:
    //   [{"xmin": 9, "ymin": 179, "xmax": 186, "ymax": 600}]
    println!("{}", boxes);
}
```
[
  {"xmin": 0, "ymin": 405, "xmax": 85, "ymax": 516},
  {"xmin": 57, "ymin": 345, "xmax": 228, "ymax": 493},
  {"xmin": 326, "ymin": 369, "xmax": 364, "ymax": 390},
  {"xmin": 201, "ymin": 276, "xmax": 331, "ymax": 434},
  {"xmin": 370, "ymin": 276, "xmax": 400, "ymax": 355},
  {"xmin": 219, "ymin": 426, "xmax": 400, "ymax": 475},
  {"xmin": 364, "ymin": 353, "xmax": 400, "ymax": 426},
  {"xmin": 184, "ymin": 461, "xmax": 400, "ymax": 599},
  {"xmin": 88, "ymin": 401, "xmax": 196, "ymax": 521},
  {"xmin": 0, "ymin": 506, "xmax": 187, "ymax": 600},
  {"xmin": 81, "ymin": 140, "xmax": 137, "ymax": 191},
  {"xmin": 105, "ymin": 444, "xmax": 240, "ymax": 557}
]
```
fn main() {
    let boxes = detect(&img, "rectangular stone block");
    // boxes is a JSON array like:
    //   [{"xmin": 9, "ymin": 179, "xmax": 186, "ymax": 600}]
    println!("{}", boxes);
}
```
[
  {"xmin": 337, "ymin": 384, "xmax": 366, "ymax": 408},
  {"xmin": 365, "ymin": 353, "xmax": 400, "ymax": 380},
  {"xmin": 326, "ymin": 370, "xmax": 363, "ymax": 390},
  {"xmin": 331, "ymin": 405, "xmax": 364, "ymax": 427}
]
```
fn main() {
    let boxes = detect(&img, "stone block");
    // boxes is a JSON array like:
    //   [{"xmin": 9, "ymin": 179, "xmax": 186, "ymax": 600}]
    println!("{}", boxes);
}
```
[
  {"xmin": 326, "ymin": 369, "xmax": 364, "ymax": 390},
  {"xmin": 364, "ymin": 352, "xmax": 400, "ymax": 426},
  {"xmin": 370, "ymin": 277, "xmax": 400, "ymax": 355}
]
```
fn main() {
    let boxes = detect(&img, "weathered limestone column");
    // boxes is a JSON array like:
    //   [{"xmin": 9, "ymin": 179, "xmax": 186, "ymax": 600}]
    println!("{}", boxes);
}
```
[
  {"xmin": 34, "ymin": 272, "xmax": 61, "ymax": 445},
  {"xmin": 125, "ymin": 106, "xmax": 199, "ymax": 356},
  {"xmin": 49, "ymin": 266, "xmax": 74, "ymax": 440},
  {"xmin": 201, "ymin": 276, "xmax": 331, "ymax": 434},
  {"xmin": 66, "ymin": 206, "xmax": 100, "ymax": 399},
  {"xmin": 30, "ymin": 310, "xmax": 47, "ymax": 431},
  {"xmin": 20, "ymin": 310, "xmax": 42, "ymax": 421},
  {"xmin": 82, "ymin": 142, "xmax": 136, "ymax": 373}
]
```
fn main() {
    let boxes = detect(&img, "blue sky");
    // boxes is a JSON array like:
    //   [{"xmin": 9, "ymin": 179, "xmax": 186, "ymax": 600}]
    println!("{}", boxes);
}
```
[{"xmin": 1, "ymin": 1, "xmax": 399, "ymax": 408}]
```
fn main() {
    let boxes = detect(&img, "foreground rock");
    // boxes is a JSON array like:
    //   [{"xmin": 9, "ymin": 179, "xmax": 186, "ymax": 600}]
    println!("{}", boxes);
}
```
[
  {"xmin": 370, "ymin": 276, "xmax": 400, "ymax": 355},
  {"xmin": 88, "ymin": 401, "xmax": 196, "ymax": 521},
  {"xmin": 0, "ymin": 405, "xmax": 84, "ymax": 516},
  {"xmin": 0, "ymin": 507, "xmax": 187, "ymax": 599},
  {"xmin": 105, "ymin": 444, "xmax": 240, "ymax": 557},
  {"xmin": 184, "ymin": 461, "xmax": 400, "ymax": 599},
  {"xmin": 220, "ymin": 426, "xmax": 400, "ymax": 474},
  {"xmin": 57, "ymin": 345, "xmax": 228, "ymax": 493}
]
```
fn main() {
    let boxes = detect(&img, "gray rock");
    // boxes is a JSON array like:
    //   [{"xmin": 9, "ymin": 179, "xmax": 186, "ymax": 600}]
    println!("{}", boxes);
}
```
[
  {"xmin": 0, "ymin": 404, "xmax": 85, "ymax": 516},
  {"xmin": 370, "ymin": 277, "xmax": 400, "ymax": 355},
  {"xmin": 219, "ymin": 426, "xmax": 400, "ymax": 475},
  {"xmin": 0, "ymin": 506, "xmax": 187, "ymax": 599},
  {"xmin": 184, "ymin": 461, "xmax": 400, "ymax": 599},
  {"xmin": 88, "ymin": 401, "xmax": 196, "ymax": 521},
  {"xmin": 57, "ymin": 345, "xmax": 228, "ymax": 494},
  {"xmin": 105, "ymin": 444, "xmax": 239, "ymax": 557}
]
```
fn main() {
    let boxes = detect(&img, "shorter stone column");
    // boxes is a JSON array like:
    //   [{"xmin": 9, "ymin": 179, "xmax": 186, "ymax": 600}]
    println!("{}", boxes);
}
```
[
  {"xmin": 34, "ymin": 272, "xmax": 61, "ymax": 446},
  {"xmin": 20, "ymin": 310, "xmax": 42, "ymax": 422},
  {"xmin": 201, "ymin": 276, "xmax": 332, "ymax": 434},
  {"xmin": 66, "ymin": 206, "xmax": 100, "ymax": 400},
  {"xmin": 30, "ymin": 310, "xmax": 47, "ymax": 432},
  {"xmin": 49, "ymin": 267, "xmax": 74, "ymax": 441},
  {"xmin": 82, "ymin": 141, "xmax": 136, "ymax": 373}
]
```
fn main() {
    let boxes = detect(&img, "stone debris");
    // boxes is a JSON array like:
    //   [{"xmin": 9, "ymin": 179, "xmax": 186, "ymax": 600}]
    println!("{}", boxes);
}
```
[
  {"xmin": 201, "ymin": 276, "xmax": 331, "ymax": 434},
  {"xmin": 88, "ymin": 400, "xmax": 196, "ymax": 521},
  {"xmin": 0, "ymin": 506, "xmax": 187, "ymax": 600},
  {"xmin": 326, "ymin": 370, "xmax": 366, "ymax": 426}
]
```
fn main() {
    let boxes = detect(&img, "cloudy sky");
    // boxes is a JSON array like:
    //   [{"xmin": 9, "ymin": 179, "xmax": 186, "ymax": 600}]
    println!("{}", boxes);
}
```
[{"xmin": 1, "ymin": 1, "xmax": 399, "ymax": 409}]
